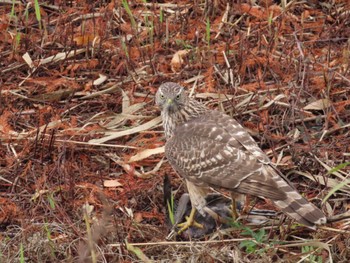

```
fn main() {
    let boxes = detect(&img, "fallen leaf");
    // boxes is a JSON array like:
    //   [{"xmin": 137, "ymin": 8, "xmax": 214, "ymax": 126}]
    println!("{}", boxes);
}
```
[
  {"xmin": 89, "ymin": 116, "xmax": 161, "ymax": 144},
  {"xmin": 304, "ymin": 99, "xmax": 331, "ymax": 110},
  {"xmin": 73, "ymin": 34, "xmax": 100, "ymax": 46},
  {"xmin": 39, "ymin": 48, "xmax": 86, "ymax": 65},
  {"xmin": 171, "ymin": 50, "xmax": 190, "ymax": 72},
  {"xmin": 128, "ymin": 146, "xmax": 165, "ymax": 163},
  {"xmin": 134, "ymin": 212, "xmax": 143, "ymax": 223},
  {"xmin": 92, "ymin": 74, "xmax": 107, "ymax": 86},
  {"xmin": 111, "ymin": 155, "xmax": 164, "ymax": 179},
  {"xmin": 22, "ymin": 52, "xmax": 34, "ymax": 69}
]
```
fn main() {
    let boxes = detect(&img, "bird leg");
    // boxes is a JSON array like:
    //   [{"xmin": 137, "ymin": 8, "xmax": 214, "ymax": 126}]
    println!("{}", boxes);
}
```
[
  {"xmin": 177, "ymin": 207, "xmax": 204, "ymax": 234},
  {"xmin": 174, "ymin": 180, "xmax": 207, "ymax": 234},
  {"xmin": 230, "ymin": 192, "xmax": 241, "ymax": 220},
  {"xmin": 241, "ymin": 194, "xmax": 251, "ymax": 215}
]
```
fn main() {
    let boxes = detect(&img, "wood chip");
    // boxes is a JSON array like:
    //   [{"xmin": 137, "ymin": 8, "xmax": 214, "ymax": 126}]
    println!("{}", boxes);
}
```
[{"xmin": 103, "ymin": 179, "xmax": 123, "ymax": 188}]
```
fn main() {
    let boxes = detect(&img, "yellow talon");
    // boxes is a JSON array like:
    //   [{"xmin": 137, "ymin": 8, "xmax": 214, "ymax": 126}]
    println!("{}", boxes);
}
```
[{"xmin": 177, "ymin": 208, "xmax": 203, "ymax": 234}]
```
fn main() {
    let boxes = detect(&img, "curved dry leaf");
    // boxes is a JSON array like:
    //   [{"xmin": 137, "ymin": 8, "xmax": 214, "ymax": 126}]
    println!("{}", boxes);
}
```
[
  {"xmin": 92, "ymin": 74, "xmax": 107, "ymax": 86},
  {"xmin": 39, "ymin": 48, "xmax": 86, "ymax": 65},
  {"xmin": 113, "ymin": 156, "xmax": 164, "ymax": 179},
  {"xmin": 304, "ymin": 99, "xmax": 331, "ymax": 110},
  {"xmin": 171, "ymin": 50, "xmax": 190, "ymax": 72},
  {"xmin": 89, "ymin": 116, "xmax": 161, "ymax": 144},
  {"xmin": 22, "ymin": 52, "xmax": 34, "ymax": 69},
  {"xmin": 128, "ymin": 146, "xmax": 165, "ymax": 163}
]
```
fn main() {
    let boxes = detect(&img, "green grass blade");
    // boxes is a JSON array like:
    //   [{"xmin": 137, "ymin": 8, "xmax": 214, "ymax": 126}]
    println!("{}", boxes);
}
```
[
  {"xmin": 122, "ymin": 0, "xmax": 137, "ymax": 30},
  {"xmin": 121, "ymin": 38, "xmax": 129, "ymax": 59},
  {"xmin": 167, "ymin": 199, "xmax": 175, "ymax": 225},
  {"xmin": 20, "ymin": 243, "xmax": 25, "ymax": 263},
  {"xmin": 206, "ymin": 17, "xmax": 210, "ymax": 47},
  {"xmin": 323, "ymin": 162, "xmax": 350, "ymax": 204},
  {"xmin": 10, "ymin": 0, "xmax": 16, "ymax": 19},
  {"xmin": 160, "ymin": 7, "xmax": 163, "ymax": 23},
  {"xmin": 126, "ymin": 239, "xmax": 152, "ymax": 262},
  {"xmin": 326, "ymin": 162, "xmax": 350, "ymax": 174},
  {"xmin": 322, "ymin": 178, "xmax": 350, "ymax": 204},
  {"xmin": 34, "ymin": 0, "xmax": 42, "ymax": 30}
]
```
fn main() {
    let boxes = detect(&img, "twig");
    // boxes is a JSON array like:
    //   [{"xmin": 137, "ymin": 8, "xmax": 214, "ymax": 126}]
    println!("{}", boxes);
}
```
[{"xmin": 107, "ymin": 238, "xmax": 253, "ymax": 247}]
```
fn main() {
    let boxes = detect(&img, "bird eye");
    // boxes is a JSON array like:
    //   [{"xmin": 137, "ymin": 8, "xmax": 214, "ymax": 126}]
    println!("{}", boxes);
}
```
[
  {"xmin": 160, "ymin": 94, "xmax": 165, "ymax": 99},
  {"xmin": 176, "ymin": 94, "xmax": 181, "ymax": 100}
]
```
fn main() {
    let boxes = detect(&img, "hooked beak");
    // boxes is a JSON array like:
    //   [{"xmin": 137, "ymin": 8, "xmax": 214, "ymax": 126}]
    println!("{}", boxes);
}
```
[{"xmin": 164, "ymin": 98, "xmax": 177, "ymax": 112}]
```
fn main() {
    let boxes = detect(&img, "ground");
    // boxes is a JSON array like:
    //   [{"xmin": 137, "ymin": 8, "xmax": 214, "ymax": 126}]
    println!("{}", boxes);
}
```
[{"xmin": 1, "ymin": 0, "xmax": 350, "ymax": 262}]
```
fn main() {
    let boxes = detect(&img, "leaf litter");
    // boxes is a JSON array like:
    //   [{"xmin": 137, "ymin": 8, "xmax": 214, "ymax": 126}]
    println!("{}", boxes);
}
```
[{"xmin": 1, "ymin": 0, "xmax": 350, "ymax": 262}]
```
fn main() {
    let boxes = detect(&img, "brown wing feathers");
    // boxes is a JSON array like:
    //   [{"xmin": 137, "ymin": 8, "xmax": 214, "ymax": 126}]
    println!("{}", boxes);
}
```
[
  {"xmin": 159, "ymin": 82, "xmax": 326, "ymax": 227},
  {"xmin": 166, "ymin": 111, "xmax": 326, "ymax": 226}
]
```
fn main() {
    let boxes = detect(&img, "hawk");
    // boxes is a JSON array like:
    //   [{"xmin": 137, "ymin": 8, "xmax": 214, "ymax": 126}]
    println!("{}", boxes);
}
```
[{"xmin": 156, "ymin": 82, "xmax": 326, "ymax": 231}]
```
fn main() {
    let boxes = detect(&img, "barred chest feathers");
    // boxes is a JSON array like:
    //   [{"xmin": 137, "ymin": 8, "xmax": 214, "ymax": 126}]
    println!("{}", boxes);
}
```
[{"xmin": 162, "ymin": 101, "xmax": 207, "ymax": 139}]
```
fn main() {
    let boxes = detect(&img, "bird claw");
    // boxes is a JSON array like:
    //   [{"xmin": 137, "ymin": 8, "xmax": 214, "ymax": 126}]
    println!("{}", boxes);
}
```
[{"xmin": 177, "ymin": 215, "xmax": 204, "ymax": 234}]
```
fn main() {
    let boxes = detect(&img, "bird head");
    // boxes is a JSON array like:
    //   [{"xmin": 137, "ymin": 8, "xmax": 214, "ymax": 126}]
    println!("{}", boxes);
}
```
[{"xmin": 156, "ymin": 82, "xmax": 188, "ymax": 113}]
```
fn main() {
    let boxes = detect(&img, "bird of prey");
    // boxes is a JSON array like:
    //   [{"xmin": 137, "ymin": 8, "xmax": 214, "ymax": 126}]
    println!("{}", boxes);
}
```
[{"xmin": 156, "ymin": 82, "xmax": 326, "ymax": 231}]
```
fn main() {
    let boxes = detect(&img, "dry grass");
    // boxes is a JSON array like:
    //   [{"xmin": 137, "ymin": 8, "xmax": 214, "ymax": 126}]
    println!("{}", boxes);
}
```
[{"xmin": 1, "ymin": 0, "xmax": 350, "ymax": 262}]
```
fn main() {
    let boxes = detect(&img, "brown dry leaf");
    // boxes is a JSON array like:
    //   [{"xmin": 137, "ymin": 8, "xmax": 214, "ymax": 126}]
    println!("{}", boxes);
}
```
[
  {"xmin": 120, "ymin": 23, "xmax": 133, "ymax": 34},
  {"xmin": 0, "ymin": 197, "xmax": 20, "ymax": 223},
  {"xmin": 205, "ymin": 66, "xmax": 215, "ymax": 92},
  {"xmin": 0, "ymin": 22, "xmax": 8, "ymax": 31},
  {"xmin": 134, "ymin": 212, "xmax": 143, "ymax": 223},
  {"xmin": 24, "ymin": 77, "xmax": 80, "ymax": 93},
  {"xmin": 258, "ymin": 109, "xmax": 269, "ymax": 125},
  {"xmin": 73, "ymin": 34, "xmax": 100, "ymax": 46},
  {"xmin": 103, "ymin": 179, "xmax": 123, "ymax": 188},
  {"xmin": 111, "ymin": 155, "xmax": 164, "ymax": 179},
  {"xmin": 280, "ymin": 155, "xmax": 293, "ymax": 165},
  {"xmin": 65, "ymin": 59, "xmax": 99, "ymax": 74},
  {"xmin": 238, "ymin": 3, "xmax": 281, "ymax": 20},
  {"xmin": 30, "ymin": 89, "xmax": 75, "ymax": 102},
  {"xmin": 130, "ymin": 46, "xmax": 141, "ymax": 60},
  {"xmin": 239, "ymin": 3, "xmax": 267, "ymax": 19},
  {"xmin": 0, "ymin": 110, "xmax": 13, "ymax": 134},
  {"xmin": 304, "ymin": 99, "xmax": 332, "ymax": 111},
  {"xmin": 240, "ymin": 82, "xmax": 260, "ymax": 92},
  {"xmin": 171, "ymin": 50, "xmax": 190, "ymax": 72}
]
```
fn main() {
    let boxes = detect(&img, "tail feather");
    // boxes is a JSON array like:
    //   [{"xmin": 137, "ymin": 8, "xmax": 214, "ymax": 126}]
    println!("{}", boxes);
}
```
[{"xmin": 271, "ymin": 173, "xmax": 326, "ymax": 227}]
